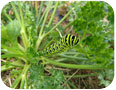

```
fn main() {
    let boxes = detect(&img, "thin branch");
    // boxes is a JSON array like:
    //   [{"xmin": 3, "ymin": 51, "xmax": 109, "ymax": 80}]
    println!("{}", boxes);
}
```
[
  {"xmin": 36, "ymin": 1, "xmax": 44, "ymax": 24},
  {"xmin": 43, "ymin": 7, "xmax": 76, "ymax": 38},
  {"xmin": 47, "ymin": 1, "xmax": 59, "ymax": 27}
]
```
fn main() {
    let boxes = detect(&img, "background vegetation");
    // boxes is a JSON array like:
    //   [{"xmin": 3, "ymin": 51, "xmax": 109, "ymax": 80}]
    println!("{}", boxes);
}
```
[{"xmin": 1, "ymin": 1, "xmax": 114, "ymax": 89}]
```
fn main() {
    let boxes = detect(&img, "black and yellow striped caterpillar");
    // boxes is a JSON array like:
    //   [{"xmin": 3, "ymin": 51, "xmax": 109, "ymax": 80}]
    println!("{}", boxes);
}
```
[{"xmin": 42, "ymin": 34, "xmax": 79, "ymax": 55}]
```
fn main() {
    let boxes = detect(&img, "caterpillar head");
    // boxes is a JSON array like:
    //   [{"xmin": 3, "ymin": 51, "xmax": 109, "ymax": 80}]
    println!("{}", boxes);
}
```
[
  {"xmin": 71, "ymin": 35, "xmax": 79, "ymax": 46},
  {"xmin": 75, "ymin": 38, "xmax": 79, "ymax": 45}
]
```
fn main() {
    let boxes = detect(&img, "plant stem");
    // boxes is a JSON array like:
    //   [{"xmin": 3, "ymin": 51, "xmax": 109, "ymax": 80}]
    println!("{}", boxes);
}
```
[
  {"xmin": 1, "ymin": 65, "xmax": 15, "ymax": 72},
  {"xmin": 19, "ymin": 57, "xmax": 28, "ymax": 63},
  {"xmin": 30, "ymin": 1, "xmax": 33, "ymax": 11},
  {"xmin": 11, "ymin": 74, "xmax": 22, "ymax": 88},
  {"xmin": 43, "ymin": 7, "xmax": 75, "ymax": 38},
  {"xmin": 39, "ymin": 1, "xmax": 53, "ymax": 36},
  {"xmin": 44, "ymin": 39, "xmax": 54, "ymax": 49},
  {"xmin": 47, "ymin": 1, "xmax": 59, "ymax": 27},
  {"xmin": 35, "ymin": 1, "xmax": 38, "ymax": 16},
  {"xmin": 35, "ymin": 33, "xmax": 44, "ymax": 51},
  {"xmin": 24, "ymin": 64, "xmax": 31, "ymax": 89},
  {"xmin": 58, "ymin": 54, "xmax": 88, "ymax": 60},
  {"xmin": 11, "ymin": 2, "xmax": 21, "ymax": 26},
  {"xmin": 11, "ymin": 2, "xmax": 29, "ymax": 50},
  {"xmin": 20, "ymin": 64, "xmax": 31, "ymax": 89},
  {"xmin": 20, "ymin": 28, "xmax": 29, "ymax": 50},
  {"xmin": 1, "ymin": 60, "xmax": 24, "ymax": 72},
  {"xmin": 36, "ymin": 1, "xmax": 44, "ymax": 24},
  {"xmin": 18, "ymin": 43, "xmax": 25, "ymax": 52},
  {"xmin": 36, "ymin": 5, "xmax": 76, "ymax": 50},
  {"xmin": 37, "ymin": 2, "xmax": 51, "ymax": 27},
  {"xmin": 36, "ymin": 2, "xmax": 53, "ymax": 50},
  {"xmin": 4, "ymin": 12, "xmax": 12, "ymax": 22},
  {"xmin": 44, "ymin": 58, "xmax": 114, "ymax": 69},
  {"xmin": 1, "ymin": 44, "xmax": 23, "ymax": 54},
  {"xmin": 18, "ymin": 2, "xmax": 29, "ymax": 50},
  {"xmin": 55, "ymin": 58, "xmax": 67, "ymax": 62},
  {"xmin": 25, "ymin": 72, "xmax": 28, "ymax": 89},
  {"xmin": 1, "ymin": 53, "xmax": 23, "ymax": 58},
  {"xmin": 18, "ymin": 2, "xmax": 25, "ymax": 29}
]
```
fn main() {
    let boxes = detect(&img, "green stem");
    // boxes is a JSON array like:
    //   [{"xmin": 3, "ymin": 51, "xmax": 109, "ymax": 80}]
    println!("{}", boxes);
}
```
[
  {"xmin": 47, "ymin": 1, "xmax": 59, "ymax": 27},
  {"xmin": 11, "ymin": 74, "xmax": 22, "ymax": 88},
  {"xmin": 44, "ymin": 39, "xmax": 54, "ymax": 49},
  {"xmin": 37, "ymin": 9, "xmax": 46, "ymax": 27},
  {"xmin": 35, "ymin": 1, "xmax": 38, "ymax": 16},
  {"xmin": 1, "ymin": 53, "xmax": 23, "ymax": 58},
  {"xmin": 20, "ymin": 64, "xmax": 31, "ymax": 89},
  {"xmin": 11, "ymin": 2, "xmax": 29, "ymax": 50},
  {"xmin": 20, "ymin": 28, "xmax": 29, "ymax": 50},
  {"xmin": 18, "ymin": 2, "xmax": 29, "ymax": 49},
  {"xmin": 58, "ymin": 54, "xmax": 88, "ymax": 60},
  {"xmin": 1, "ymin": 44, "xmax": 23, "ymax": 54},
  {"xmin": 1, "ymin": 60, "xmax": 24, "ymax": 72},
  {"xmin": 36, "ymin": 6, "xmax": 76, "ymax": 50},
  {"xmin": 55, "ymin": 58, "xmax": 67, "ymax": 62},
  {"xmin": 11, "ymin": 2, "xmax": 21, "ymax": 26},
  {"xmin": 30, "ymin": 1, "xmax": 33, "ymax": 11},
  {"xmin": 24, "ymin": 64, "xmax": 31, "ymax": 89},
  {"xmin": 1, "ymin": 65, "xmax": 15, "ymax": 72},
  {"xmin": 25, "ymin": 73, "xmax": 28, "ymax": 89},
  {"xmin": 19, "ymin": 57, "xmax": 28, "ymax": 63},
  {"xmin": 37, "ymin": 1, "xmax": 44, "ymax": 25},
  {"xmin": 18, "ymin": 43, "xmax": 25, "ymax": 52},
  {"xmin": 4, "ymin": 12, "xmax": 12, "ymax": 22},
  {"xmin": 37, "ymin": 2, "xmax": 50, "ymax": 27},
  {"xmin": 39, "ymin": 1, "xmax": 53, "ymax": 36},
  {"xmin": 18, "ymin": 2, "xmax": 25, "ymax": 29},
  {"xmin": 44, "ymin": 7, "xmax": 76, "ymax": 38},
  {"xmin": 45, "ymin": 58, "xmax": 114, "ymax": 69},
  {"xmin": 35, "ymin": 33, "xmax": 44, "ymax": 51},
  {"xmin": 36, "ymin": 2, "xmax": 53, "ymax": 50}
]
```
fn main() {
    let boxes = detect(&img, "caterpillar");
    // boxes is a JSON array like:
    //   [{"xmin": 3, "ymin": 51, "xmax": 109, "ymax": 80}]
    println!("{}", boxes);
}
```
[{"xmin": 42, "ymin": 34, "xmax": 79, "ymax": 55}]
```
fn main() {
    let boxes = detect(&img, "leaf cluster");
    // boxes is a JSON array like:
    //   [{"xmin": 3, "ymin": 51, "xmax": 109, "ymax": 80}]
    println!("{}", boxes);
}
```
[
  {"xmin": 28, "ymin": 65, "xmax": 65, "ymax": 89},
  {"xmin": 72, "ymin": 1, "xmax": 114, "ymax": 86},
  {"xmin": 72, "ymin": 1, "xmax": 114, "ymax": 65}
]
